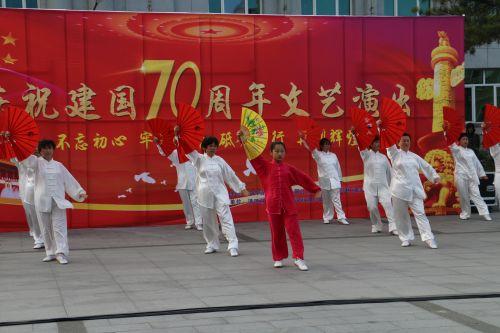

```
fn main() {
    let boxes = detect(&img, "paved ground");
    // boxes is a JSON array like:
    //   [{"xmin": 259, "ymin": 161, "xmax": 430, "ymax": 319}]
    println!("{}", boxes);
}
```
[{"xmin": 1, "ymin": 213, "xmax": 500, "ymax": 332}]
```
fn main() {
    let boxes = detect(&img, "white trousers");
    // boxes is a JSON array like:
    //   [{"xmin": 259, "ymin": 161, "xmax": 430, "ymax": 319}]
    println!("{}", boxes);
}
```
[
  {"xmin": 455, "ymin": 176, "xmax": 489, "ymax": 216},
  {"xmin": 199, "ymin": 199, "xmax": 238, "ymax": 251},
  {"xmin": 392, "ymin": 196, "xmax": 434, "ymax": 242},
  {"xmin": 178, "ymin": 189, "xmax": 202, "ymax": 228},
  {"xmin": 364, "ymin": 191, "xmax": 396, "ymax": 232},
  {"xmin": 322, "ymin": 188, "xmax": 346, "ymax": 221},
  {"xmin": 22, "ymin": 202, "xmax": 44, "ymax": 245},
  {"xmin": 36, "ymin": 202, "xmax": 69, "ymax": 256}
]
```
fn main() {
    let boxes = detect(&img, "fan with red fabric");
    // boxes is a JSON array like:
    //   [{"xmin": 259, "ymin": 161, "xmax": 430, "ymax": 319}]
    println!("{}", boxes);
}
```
[
  {"xmin": 442, "ymin": 106, "xmax": 464, "ymax": 145},
  {"xmin": 378, "ymin": 97, "xmax": 407, "ymax": 150},
  {"xmin": 293, "ymin": 117, "xmax": 325, "ymax": 149},
  {"xmin": 482, "ymin": 104, "xmax": 500, "ymax": 148},
  {"xmin": 147, "ymin": 118, "xmax": 176, "ymax": 155},
  {"xmin": 0, "ymin": 132, "xmax": 15, "ymax": 160},
  {"xmin": 349, "ymin": 107, "xmax": 377, "ymax": 150},
  {"xmin": 176, "ymin": 103, "xmax": 205, "ymax": 163},
  {"xmin": 0, "ymin": 106, "xmax": 40, "ymax": 161}
]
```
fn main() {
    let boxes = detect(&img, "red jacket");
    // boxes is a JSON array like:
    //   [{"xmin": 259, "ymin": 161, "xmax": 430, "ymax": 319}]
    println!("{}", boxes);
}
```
[{"xmin": 251, "ymin": 155, "xmax": 320, "ymax": 215}]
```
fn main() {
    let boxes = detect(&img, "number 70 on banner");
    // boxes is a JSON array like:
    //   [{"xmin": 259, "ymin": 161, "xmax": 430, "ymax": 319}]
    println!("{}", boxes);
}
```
[{"xmin": 141, "ymin": 60, "xmax": 202, "ymax": 119}]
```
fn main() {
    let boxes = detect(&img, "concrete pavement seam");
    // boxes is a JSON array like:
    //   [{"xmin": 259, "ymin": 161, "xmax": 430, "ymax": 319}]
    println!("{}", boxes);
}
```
[
  {"xmin": 410, "ymin": 300, "xmax": 500, "ymax": 333},
  {"xmin": 2, "ymin": 292, "xmax": 500, "ymax": 328}
]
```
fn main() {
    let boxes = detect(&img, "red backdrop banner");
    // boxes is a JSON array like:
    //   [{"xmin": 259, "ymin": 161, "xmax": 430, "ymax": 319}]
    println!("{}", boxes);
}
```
[{"xmin": 0, "ymin": 9, "xmax": 464, "ymax": 232}]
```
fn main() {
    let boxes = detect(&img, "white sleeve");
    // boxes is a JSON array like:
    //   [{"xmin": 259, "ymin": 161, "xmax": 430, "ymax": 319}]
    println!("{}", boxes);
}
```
[
  {"xmin": 386, "ymin": 144, "xmax": 399, "ymax": 162},
  {"xmin": 490, "ymin": 144, "xmax": 500, "ymax": 159},
  {"xmin": 473, "ymin": 155, "xmax": 486, "ymax": 178},
  {"xmin": 417, "ymin": 155, "xmax": 439, "ymax": 182},
  {"xmin": 385, "ymin": 157, "xmax": 392, "ymax": 185},
  {"xmin": 311, "ymin": 149, "xmax": 320, "ymax": 161},
  {"xmin": 62, "ymin": 165, "xmax": 86, "ymax": 202},
  {"xmin": 10, "ymin": 157, "xmax": 20, "ymax": 168},
  {"xmin": 359, "ymin": 149, "xmax": 369, "ymax": 162},
  {"xmin": 155, "ymin": 143, "xmax": 166, "ymax": 157},
  {"xmin": 167, "ymin": 149, "xmax": 180, "ymax": 167},
  {"xmin": 187, "ymin": 151, "xmax": 202, "ymax": 168},
  {"xmin": 335, "ymin": 154, "xmax": 342, "ymax": 181},
  {"xmin": 21, "ymin": 155, "xmax": 38, "ymax": 170},
  {"xmin": 449, "ymin": 143, "xmax": 460, "ymax": 158},
  {"xmin": 221, "ymin": 159, "xmax": 246, "ymax": 193}
]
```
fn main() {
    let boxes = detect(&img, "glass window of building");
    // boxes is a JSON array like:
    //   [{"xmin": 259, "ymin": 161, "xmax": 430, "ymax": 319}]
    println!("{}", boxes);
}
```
[
  {"xmin": 316, "ymin": 0, "xmax": 335, "ymax": 15},
  {"xmin": 475, "ymin": 86, "xmax": 495, "ymax": 122},
  {"xmin": 248, "ymin": 0, "xmax": 260, "ymax": 13},
  {"xmin": 5, "ymin": 0, "xmax": 22, "ymax": 7},
  {"xmin": 2, "ymin": 0, "xmax": 38, "ymax": 8},
  {"xmin": 486, "ymin": 69, "xmax": 500, "ymax": 84},
  {"xmin": 466, "ymin": 69, "xmax": 484, "ymax": 84},
  {"xmin": 418, "ymin": 0, "xmax": 430, "ymax": 13},
  {"xmin": 465, "ymin": 87, "xmax": 472, "ymax": 121},
  {"xmin": 397, "ymin": 0, "xmax": 417, "ymax": 16},
  {"xmin": 383, "ymin": 0, "xmax": 394, "ymax": 15},
  {"xmin": 301, "ymin": 0, "xmax": 313, "ymax": 14},
  {"xmin": 209, "ymin": 0, "xmax": 222, "ymax": 12},
  {"xmin": 465, "ymin": 68, "xmax": 500, "ymax": 122},
  {"xmin": 224, "ymin": 0, "xmax": 245, "ymax": 13},
  {"xmin": 338, "ymin": 0, "xmax": 350, "ymax": 14}
]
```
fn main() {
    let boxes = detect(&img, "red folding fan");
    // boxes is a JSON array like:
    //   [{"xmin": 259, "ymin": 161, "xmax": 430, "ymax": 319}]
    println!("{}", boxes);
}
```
[
  {"xmin": 147, "ymin": 118, "xmax": 176, "ymax": 156},
  {"xmin": 442, "ymin": 106, "xmax": 464, "ymax": 145},
  {"xmin": 349, "ymin": 107, "xmax": 377, "ymax": 150},
  {"xmin": 293, "ymin": 117, "xmax": 325, "ymax": 149},
  {"xmin": 176, "ymin": 103, "xmax": 205, "ymax": 163},
  {"xmin": 482, "ymin": 104, "xmax": 500, "ymax": 148},
  {"xmin": 378, "ymin": 97, "xmax": 407, "ymax": 150},
  {"xmin": 0, "ymin": 106, "xmax": 40, "ymax": 161},
  {"xmin": 0, "ymin": 132, "xmax": 15, "ymax": 160}
]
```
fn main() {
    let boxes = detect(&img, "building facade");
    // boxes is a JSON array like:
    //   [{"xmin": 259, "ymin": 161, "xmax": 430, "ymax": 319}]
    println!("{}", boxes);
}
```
[
  {"xmin": 1, "ymin": 0, "xmax": 497, "ymax": 206},
  {"xmin": 3, "ymin": 0, "xmax": 496, "ymax": 123}
]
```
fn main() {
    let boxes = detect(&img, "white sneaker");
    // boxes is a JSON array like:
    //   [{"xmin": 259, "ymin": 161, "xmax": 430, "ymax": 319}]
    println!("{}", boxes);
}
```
[
  {"xmin": 323, "ymin": 219, "xmax": 331, "ymax": 224},
  {"xmin": 42, "ymin": 255, "xmax": 56, "ymax": 262},
  {"xmin": 204, "ymin": 247, "xmax": 216, "ymax": 254},
  {"xmin": 425, "ymin": 239, "xmax": 438, "ymax": 249},
  {"xmin": 185, "ymin": 224, "xmax": 194, "ymax": 230},
  {"xmin": 338, "ymin": 218, "xmax": 349, "ymax": 225},
  {"xmin": 33, "ymin": 243, "xmax": 45, "ymax": 249},
  {"xmin": 274, "ymin": 261, "xmax": 283, "ymax": 268},
  {"xmin": 390, "ymin": 230, "xmax": 399, "ymax": 236},
  {"xmin": 229, "ymin": 248, "xmax": 238, "ymax": 257},
  {"xmin": 401, "ymin": 240, "xmax": 411, "ymax": 247},
  {"xmin": 196, "ymin": 225, "xmax": 203, "ymax": 231},
  {"xmin": 56, "ymin": 254, "xmax": 68, "ymax": 264},
  {"xmin": 484, "ymin": 214, "xmax": 493, "ymax": 221},
  {"xmin": 459, "ymin": 212, "xmax": 470, "ymax": 220},
  {"xmin": 371, "ymin": 226, "xmax": 381, "ymax": 233},
  {"xmin": 294, "ymin": 259, "xmax": 309, "ymax": 271}
]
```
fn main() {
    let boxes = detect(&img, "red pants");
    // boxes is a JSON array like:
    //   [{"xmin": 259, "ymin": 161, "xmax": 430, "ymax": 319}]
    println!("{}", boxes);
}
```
[{"xmin": 267, "ymin": 213, "xmax": 304, "ymax": 261}]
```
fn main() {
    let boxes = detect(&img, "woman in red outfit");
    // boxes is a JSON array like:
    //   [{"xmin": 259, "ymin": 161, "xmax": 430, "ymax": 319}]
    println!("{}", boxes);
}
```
[{"xmin": 237, "ymin": 135, "xmax": 321, "ymax": 271}]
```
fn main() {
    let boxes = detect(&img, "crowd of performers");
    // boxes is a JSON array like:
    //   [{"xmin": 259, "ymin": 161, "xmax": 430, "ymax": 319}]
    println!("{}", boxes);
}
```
[{"xmin": 7, "ymin": 123, "xmax": 499, "ymax": 270}]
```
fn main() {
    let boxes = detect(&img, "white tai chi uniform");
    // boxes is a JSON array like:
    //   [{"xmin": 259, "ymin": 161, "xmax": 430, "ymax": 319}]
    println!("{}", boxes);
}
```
[
  {"xmin": 490, "ymin": 144, "xmax": 500, "ymax": 206},
  {"xmin": 12, "ymin": 158, "xmax": 44, "ymax": 246},
  {"xmin": 24, "ymin": 156, "xmax": 86, "ymax": 257},
  {"xmin": 360, "ymin": 149, "xmax": 396, "ymax": 233},
  {"xmin": 449, "ymin": 143, "xmax": 489, "ymax": 218},
  {"xmin": 387, "ymin": 145, "xmax": 439, "ymax": 243},
  {"xmin": 188, "ymin": 151, "xmax": 246, "ymax": 251},
  {"xmin": 157, "ymin": 146, "xmax": 202, "ymax": 229},
  {"xmin": 311, "ymin": 149, "xmax": 346, "ymax": 223}
]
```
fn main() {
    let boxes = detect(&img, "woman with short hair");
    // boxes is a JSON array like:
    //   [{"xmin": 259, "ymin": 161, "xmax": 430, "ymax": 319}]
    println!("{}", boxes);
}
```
[
  {"xmin": 183, "ymin": 134, "xmax": 248, "ymax": 257},
  {"xmin": 387, "ymin": 133, "xmax": 440, "ymax": 249}
]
